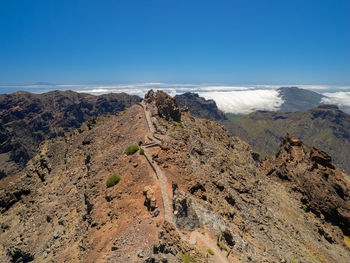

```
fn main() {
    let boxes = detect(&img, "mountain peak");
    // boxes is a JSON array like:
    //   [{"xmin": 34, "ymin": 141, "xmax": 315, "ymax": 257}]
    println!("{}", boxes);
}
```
[
  {"xmin": 145, "ymin": 89, "xmax": 181, "ymax": 122},
  {"xmin": 276, "ymin": 133, "xmax": 335, "ymax": 169},
  {"xmin": 278, "ymin": 86, "xmax": 324, "ymax": 112}
]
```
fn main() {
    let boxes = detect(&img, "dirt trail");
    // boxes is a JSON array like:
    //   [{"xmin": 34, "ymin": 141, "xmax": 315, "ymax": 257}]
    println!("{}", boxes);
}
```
[
  {"xmin": 189, "ymin": 232, "xmax": 229, "ymax": 263},
  {"xmin": 139, "ymin": 102, "xmax": 172, "ymax": 222},
  {"xmin": 139, "ymin": 101, "xmax": 231, "ymax": 263}
]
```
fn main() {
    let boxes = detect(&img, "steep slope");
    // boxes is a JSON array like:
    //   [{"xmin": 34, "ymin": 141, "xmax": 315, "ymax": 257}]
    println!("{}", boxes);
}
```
[
  {"xmin": 0, "ymin": 90, "xmax": 141, "ymax": 177},
  {"xmin": 278, "ymin": 87, "xmax": 324, "ymax": 112},
  {"xmin": 264, "ymin": 134, "xmax": 350, "ymax": 236},
  {"xmin": 174, "ymin": 92, "xmax": 226, "ymax": 120},
  {"xmin": 224, "ymin": 104, "xmax": 350, "ymax": 174},
  {"xmin": 1, "ymin": 90, "xmax": 349, "ymax": 263}
]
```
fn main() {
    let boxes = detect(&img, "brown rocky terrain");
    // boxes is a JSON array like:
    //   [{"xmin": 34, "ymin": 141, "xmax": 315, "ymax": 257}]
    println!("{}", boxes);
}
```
[
  {"xmin": 264, "ymin": 134, "xmax": 350, "ymax": 236},
  {"xmin": 0, "ymin": 90, "xmax": 349, "ymax": 263},
  {"xmin": 0, "ymin": 90, "xmax": 141, "ymax": 177},
  {"xmin": 172, "ymin": 91, "xmax": 350, "ymax": 174}
]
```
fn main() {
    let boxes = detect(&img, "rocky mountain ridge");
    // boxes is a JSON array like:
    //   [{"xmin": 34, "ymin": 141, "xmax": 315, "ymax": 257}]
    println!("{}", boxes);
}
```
[
  {"xmin": 171, "ymin": 91, "xmax": 350, "ymax": 174},
  {"xmin": 0, "ymin": 90, "xmax": 349, "ymax": 263},
  {"xmin": 0, "ymin": 90, "xmax": 141, "ymax": 177}
]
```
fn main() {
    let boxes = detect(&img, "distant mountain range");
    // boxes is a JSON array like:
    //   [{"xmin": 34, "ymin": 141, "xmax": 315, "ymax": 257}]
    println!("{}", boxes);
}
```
[
  {"xmin": 0, "ymin": 90, "xmax": 141, "ymax": 177},
  {"xmin": 173, "ymin": 88, "xmax": 350, "ymax": 174},
  {"xmin": 1, "ymin": 87, "xmax": 349, "ymax": 177},
  {"xmin": 278, "ymin": 87, "xmax": 325, "ymax": 112},
  {"xmin": 224, "ymin": 104, "xmax": 350, "ymax": 174}
]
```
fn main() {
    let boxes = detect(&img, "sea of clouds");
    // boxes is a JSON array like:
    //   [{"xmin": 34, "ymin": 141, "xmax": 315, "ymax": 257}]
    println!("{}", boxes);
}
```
[
  {"xmin": 321, "ymin": 92, "xmax": 350, "ymax": 108},
  {"xmin": 1, "ymin": 83, "xmax": 350, "ymax": 114}
]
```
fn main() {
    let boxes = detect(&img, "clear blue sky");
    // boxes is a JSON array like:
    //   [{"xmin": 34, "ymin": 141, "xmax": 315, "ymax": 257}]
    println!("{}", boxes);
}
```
[{"xmin": 0, "ymin": 0, "xmax": 349, "ymax": 85}]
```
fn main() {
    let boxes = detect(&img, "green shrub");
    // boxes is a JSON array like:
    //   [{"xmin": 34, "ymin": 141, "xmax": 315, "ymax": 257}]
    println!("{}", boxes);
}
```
[
  {"xmin": 181, "ymin": 253, "xmax": 196, "ymax": 263},
  {"xmin": 139, "ymin": 148, "xmax": 145, "ymax": 155},
  {"xmin": 301, "ymin": 204, "xmax": 310, "ymax": 212},
  {"xmin": 172, "ymin": 121, "xmax": 184, "ymax": 128},
  {"xmin": 125, "ymin": 145, "xmax": 139, "ymax": 155},
  {"xmin": 106, "ymin": 174, "xmax": 121, "ymax": 187},
  {"xmin": 207, "ymin": 249, "xmax": 215, "ymax": 255}
]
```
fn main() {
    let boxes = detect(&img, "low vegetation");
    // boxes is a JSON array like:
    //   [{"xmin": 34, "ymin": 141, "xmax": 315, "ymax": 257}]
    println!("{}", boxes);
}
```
[
  {"xmin": 139, "ymin": 148, "xmax": 145, "ymax": 155},
  {"xmin": 181, "ymin": 253, "xmax": 196, "ymax": 263},
  {"xmin": 172, "ymin": 121, "xmax": 184, "ymax": 128},
  {"xmin": 207, "ymin": 248, "xmax": 215, "ymax": 255},
  {"xmin": 217, "ymin": 233, "xmax": 228, "ymax": 251},
  {"xmin": 106, "ymin": 174, "xmax": 121, "ymax": 187},
  {"xmin": 301, "ymin": 204, "xmax": 310, "ymax": 212},
  {"xmin": 125, "ymin": 145, "xmax": 139, "ymax": 155}
]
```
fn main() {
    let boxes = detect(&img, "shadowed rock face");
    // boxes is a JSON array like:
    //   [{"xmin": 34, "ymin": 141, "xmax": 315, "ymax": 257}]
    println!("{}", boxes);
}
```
[
  {"xmin": 174, "ymin": 92, "xmax": 226, "ymax": 121},
  {"xmin": 145, "ymin": 90, "xmax": 181, "ymax": 122},
  {"xmin": 173, "ymin": 187, "xmax": 200, "ymax": 230},
  {"xmin": 266, "ymin": 134, "xmax": 350, "ymax": 235},
  {"xmin": 0, "ymin": 90, "xmax": 141, "ymax": 176}
]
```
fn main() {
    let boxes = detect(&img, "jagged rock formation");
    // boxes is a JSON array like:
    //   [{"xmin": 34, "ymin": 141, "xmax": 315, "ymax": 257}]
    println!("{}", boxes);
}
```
[
  {"xmin": 174, "ymin": 92, "xmax": 226, "ymax": 120},
  {"xmin": 145, "ymin": 90, "xmax": 181, "ymax": 122},
  {"xmin": 173, "ymin": 187, "xmax": 200, "ymax": 230},
  {"xmin": 0, "ymin": 90, "xmax": 141, "ymax": 177},
  {"xmin": 224, "ymin": 104, "xmax": 350, "ymax": 174},
  {"xmin": 1, "ymin": 90, "xmax": 349, "ymax": 263},
  {"xmin": 143, "ymin": 186, "xmax": 160, "ymax": 217},
  {"xmin": 265, "ymin": 134, "xmax": 350, "ymax": 236}
]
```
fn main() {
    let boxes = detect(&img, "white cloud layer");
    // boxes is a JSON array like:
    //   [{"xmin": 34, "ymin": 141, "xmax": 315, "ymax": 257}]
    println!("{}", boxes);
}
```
[
  {"xmin": 321, "ymin": 92, "xmax": 350, "ymax": 107},
  {"xmin": 2, "ymin": 82, "xmax": 350, "ymax": 114},
  {"xmin": 199, "ymin": 90, "xmax": 284, "ymax": 114}
]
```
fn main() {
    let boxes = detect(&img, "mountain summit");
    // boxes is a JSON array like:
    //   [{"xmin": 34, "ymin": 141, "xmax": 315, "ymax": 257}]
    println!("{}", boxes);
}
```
[{"xmin": 277, "ymin": 87, "xmax": 325, "ymax": 112}]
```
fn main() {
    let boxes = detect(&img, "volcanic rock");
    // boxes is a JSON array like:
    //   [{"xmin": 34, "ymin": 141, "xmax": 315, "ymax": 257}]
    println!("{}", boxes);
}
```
[{"xmin": 267, "ymin": 134, "xmax": 350, "ymax": 235}]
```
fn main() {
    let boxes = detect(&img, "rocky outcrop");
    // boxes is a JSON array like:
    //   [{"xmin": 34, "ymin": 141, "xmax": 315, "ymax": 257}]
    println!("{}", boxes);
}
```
[
  {"xmin": 174, "ymin": 92, "xmax": 226, "ymax": 120},
  {"xmin": 144, "ymin": 90, "xmax": 181, "ymax": 122},
  {"xmin": 267, "ymin": 134, "xmax": 350, "ymax": 235},
  {"xmin": 0, "ymin": 176, "xmax": 32, "ymax": 213},
  {"xmin": 143, "ymin": 186, "xmax": 160, "ymax": 217},
  {"xmin": 173, "ymin": 187, "xmax": 200, "ymax": 230},
  {"xmin": 145, "ymin": 222, "xmax": 207, "ymax": 263}
]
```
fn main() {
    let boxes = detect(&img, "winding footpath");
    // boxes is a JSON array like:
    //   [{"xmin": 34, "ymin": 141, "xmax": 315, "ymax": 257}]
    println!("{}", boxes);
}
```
[
  {"xmin": 140, "ymin": 102, "xmax": 172, "ymax": 222},
  {"xmin": 139, "ymin": 101, "xmax": 230, "ymax": 263}
]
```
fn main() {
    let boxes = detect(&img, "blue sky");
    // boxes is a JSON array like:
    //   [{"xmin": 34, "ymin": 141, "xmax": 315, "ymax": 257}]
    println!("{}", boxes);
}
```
[{"xmin": 0, "ymin": 0, "xmax": 349, "ymax": 86}]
